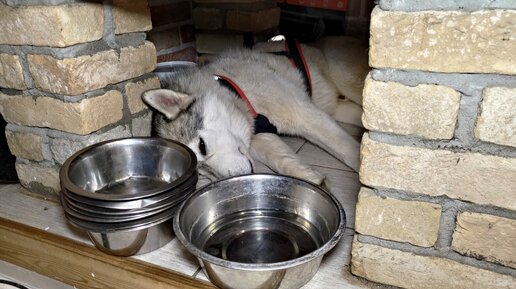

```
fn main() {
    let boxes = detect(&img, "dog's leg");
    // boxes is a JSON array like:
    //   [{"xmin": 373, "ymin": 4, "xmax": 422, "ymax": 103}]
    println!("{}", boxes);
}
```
[
  {"xmin": 250, "ymin": 133, "xmax": 325, "ymax": 184},
  {"xmin": 332, "ymin": 99, "xmax": 364, "ymax": 128},
  {"xmin": 277, "ymin": 106, "xmax": 361, "ymax": 172}
]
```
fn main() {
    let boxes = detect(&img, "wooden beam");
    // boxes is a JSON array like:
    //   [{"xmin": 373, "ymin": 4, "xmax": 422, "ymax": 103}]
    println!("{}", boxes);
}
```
[{"xmin": 0, "ymin": 217, "xmax": 215, "ymax": 289}]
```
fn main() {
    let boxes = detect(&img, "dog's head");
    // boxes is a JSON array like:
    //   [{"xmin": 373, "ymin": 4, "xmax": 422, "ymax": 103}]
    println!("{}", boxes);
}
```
[{"xmin": 142, "ymin": 75, "xmax": 255, "ymax": 181}]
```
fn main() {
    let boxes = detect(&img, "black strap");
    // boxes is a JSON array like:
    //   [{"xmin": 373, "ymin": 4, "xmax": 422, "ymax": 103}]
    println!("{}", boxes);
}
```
[
  {"xmin": 286, "ymin": 37, "xmax": 312, "ymax": 96},
  {"xmin": 216, "ymin": 77, "xmax": 278, "ymax": 135},
  {"xmin": 243, "ymin": 32, "xmax": 255, "ymax": 49}
]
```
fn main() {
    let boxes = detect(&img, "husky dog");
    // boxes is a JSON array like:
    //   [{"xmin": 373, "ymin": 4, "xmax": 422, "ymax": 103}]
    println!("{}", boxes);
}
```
[{"xmin": 142, "ymin": 37, "xmax": 368, "ymax": 184}]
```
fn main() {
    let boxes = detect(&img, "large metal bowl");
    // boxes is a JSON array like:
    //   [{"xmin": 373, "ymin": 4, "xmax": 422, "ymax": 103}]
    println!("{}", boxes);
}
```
[
  {"xmin": 60, "ymin": 137, "xmax": 197, "ymax": 201},
  {"xmin": 174, "ymin": 174, "xmax": 345, "ymax": 289}
]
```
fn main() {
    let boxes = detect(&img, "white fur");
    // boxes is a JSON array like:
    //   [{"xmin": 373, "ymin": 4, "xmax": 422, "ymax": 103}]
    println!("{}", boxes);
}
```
[{"xmin": 143, "ymin": 37, "xmax": 367, "ymax": 184}]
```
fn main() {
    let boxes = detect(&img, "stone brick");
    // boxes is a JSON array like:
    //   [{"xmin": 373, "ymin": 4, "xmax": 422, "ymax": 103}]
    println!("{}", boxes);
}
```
[
  {"xmin": 351, "ymin": 241, "xmax": 516, "ymax": 289},
  {"xmin": 0, "ymin": 54, "xmax": 26, "ymax": 90},
  {"xmin": 193, "ymin": 8, "xmax": 224, "ymax": 30},
  {"xmin": 15, "ymin": 162, "xmax": 61, "ymax": 196},
  {"xmin": 112, "ymin": 0, "xmax": 152, "ymax": 34},
  {"xmin": 0, "ymin": 91, "xmax": 123, "ymax": 135},
  {"xmin": 28, "ymin": 42, "xmax": 156, "ymax": 95},
  {"xmin": 226, "ymin": 8, "xmax": 280, "ymax": 32},
  {"xmin": 50, "ymin": 125, "xmax": 131, "ymax": 164},
  {"xmin": 125, "ymin": 77, "xmax": 161, "ymax": 114},
  {"xmin": 379, "ymin": 0, "xmax": 516, "ymax": 11},
  {"xmin": 452, "ymin": 212, "xmax": 516, "ymax": 268},
  {"xmin": 5, "ymin": 131, "xmax": 44, "ymax": 161},
  {"xmin": 475, "ymin": 87, "xmax": 516, "ymax": 148},
  {"xmin": 147, "ymin": 28, "xmax": 181, "ymax": 52},
  {"xmin": 370, "ymin": 8, "xmax": 516, "ymax": 75},
  {"xmin": 0, "ymin": 4, "xmax": 103, "ymax": 47},
  {"xmin": 360, "ymin": 134, "xmax": 516, "ymax": 210},
  {"xmin": 362, "ymin": 75, "xmax": 460, "ymax": 139},
  {"xmin": 355, "ymin": 187, "xmax": 441, "ymax": 247}
]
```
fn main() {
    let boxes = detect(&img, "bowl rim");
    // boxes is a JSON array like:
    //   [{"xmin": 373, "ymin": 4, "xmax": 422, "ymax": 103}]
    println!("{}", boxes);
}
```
[
  {"xmin": 59, "ymin": 137, "xmax": 197, "ymax": 201},
  {"xmin": 173, "ymin": 173, "xmax": 346, "ymax": 271}
]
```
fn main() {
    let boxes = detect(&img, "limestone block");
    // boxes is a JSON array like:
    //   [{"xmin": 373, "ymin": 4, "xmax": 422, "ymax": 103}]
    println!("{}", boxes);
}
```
[
  {"xmin": 15, "ymin": 163, "xmax": 61, "ymax": 196},
  {"xmin": 125, "ymin": 77, "xmax": 160, "ymax": 114},
  {"xmin": 360, "ymin": 134, "xmax": 516, "ymax": 210},
  {"xmin": 351, "ymin": 241, "xmax": 516, "ymax": 289},
  {"xmin": 226, "ymin": 8, "xmax": 280, "ymax": 32},
  {"xmin": 362, "ymin": 75, "xmax": 460, "ymax": 139},
  {"xmin": 0, "ymin": 91, "xmax": 123, "ymax": 135},
  {"xmin": 475, "ymin": 87, "xmax": 516, "ymax": 147},
  {"xmin": 379, "ymin": 0, "xmax": 516, "ymax": 11},
  {"xmin": 193, "ymin": 8, "xmax": 224, "ymax": 30},
  {"xmin": 0, "ymin": 4, "xmax": 104, "ymax": 47},
  {"xmin": 0, "ymin": 54, "xmax": 26, "ymax": 90},
  {"xmin": 5, "ymin": 131, "xmax": 44, "ymax": 161},
  {"xmin": 50, "ymin": 125, "xmax": 132, "ymax": 164},
  {"xmin": 112, "ymin": 0, "xmax": 152, "ymax": 34},
  {"xmin": 355, "ymin": 187, "xmax": 441, "ymax": 247},
  {"xmin": 370, "ymin": 7, "xmax": 516, "ymax": 74},
  {"xmin": 28, "ymin": 42, "xmax": 157, "ymax": 95},
  {"xmin": 452, "ymin": 212, "xmax": 516, "ymax": 268}
]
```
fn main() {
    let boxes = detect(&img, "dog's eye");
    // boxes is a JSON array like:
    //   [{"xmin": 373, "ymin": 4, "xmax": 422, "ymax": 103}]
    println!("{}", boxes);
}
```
[{"xmin": 198, "ymin": 137, "xmax": 207, "ymax": 156}]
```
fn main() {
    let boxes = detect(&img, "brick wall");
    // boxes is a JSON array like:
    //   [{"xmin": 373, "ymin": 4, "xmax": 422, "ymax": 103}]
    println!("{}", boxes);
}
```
[
  {"xmin": 352, "ymin": 1, "xmax": 516, "ymax": 288},
  {"xmin": 148, "ymin": 0, "xmax": 196, "ymax": 63},
  {"xmin": 0, "ymin": 0, "xmax": 159, "ymax": 198},
  {"xmin": 193, "ymin": 0, "xmax": 280, "ymax": 55}
]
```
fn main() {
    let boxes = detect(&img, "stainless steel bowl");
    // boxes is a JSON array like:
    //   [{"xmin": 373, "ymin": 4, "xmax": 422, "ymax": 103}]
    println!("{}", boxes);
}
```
[
  {"xmin": 61, "ymin": 171, "xmax": 198, "ymax": 210},
  {"xmin": 59, "ymin": 137, "xmax": 198, "ymax": 256},
  {"xmin": 60, "ymin": 137, "xmax": 197, "ymax": 201},
  {"xmin": 174, "ymin": 174, "xmax": 345, "ymax": 289},
  {"xmin": 64, "ymin": 204, "xmax": 176, "ymax": 256}
]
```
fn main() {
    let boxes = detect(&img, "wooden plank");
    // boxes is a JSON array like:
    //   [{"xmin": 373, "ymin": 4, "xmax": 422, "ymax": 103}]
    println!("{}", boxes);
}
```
[{"xmin": 0, "ymin": 217, "xmax": 215, "ymax": 289}]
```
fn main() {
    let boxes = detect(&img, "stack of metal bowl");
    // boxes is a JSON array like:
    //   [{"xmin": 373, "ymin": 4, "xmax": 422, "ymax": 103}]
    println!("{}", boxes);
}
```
[{"xmin": 59, "ymin": 137, "xmax": 198, "ymax": 256}]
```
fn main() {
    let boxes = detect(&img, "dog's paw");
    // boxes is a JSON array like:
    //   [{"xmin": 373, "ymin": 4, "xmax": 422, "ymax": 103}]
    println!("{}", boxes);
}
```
[{"xmin": 295, "ymin": 167, "xmax": 325, "ymax": 185}]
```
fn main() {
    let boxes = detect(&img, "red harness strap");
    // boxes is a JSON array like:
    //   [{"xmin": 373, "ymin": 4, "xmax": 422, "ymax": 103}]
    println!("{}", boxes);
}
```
[{"xmin": 214, "ymin": 74, "xmax": 257, "ymax": 118}]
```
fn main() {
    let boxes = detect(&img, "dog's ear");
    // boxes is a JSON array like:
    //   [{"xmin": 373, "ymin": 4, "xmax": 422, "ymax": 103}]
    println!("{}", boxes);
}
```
[{"xmin": 142, "ymin": 89, "xmax": 194, "ymax": 120}]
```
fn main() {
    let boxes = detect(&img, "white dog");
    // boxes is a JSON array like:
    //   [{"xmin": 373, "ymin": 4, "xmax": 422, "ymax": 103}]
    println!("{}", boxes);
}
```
[{"xmin": 142, "ymin": 36, "xmax": 368, "ymax": 185}]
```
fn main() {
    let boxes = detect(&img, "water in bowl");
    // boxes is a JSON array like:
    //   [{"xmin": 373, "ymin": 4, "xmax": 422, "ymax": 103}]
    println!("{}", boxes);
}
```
[{"xmin": 200, "ymin": 209, "xmax": 323, "ymax": 264}]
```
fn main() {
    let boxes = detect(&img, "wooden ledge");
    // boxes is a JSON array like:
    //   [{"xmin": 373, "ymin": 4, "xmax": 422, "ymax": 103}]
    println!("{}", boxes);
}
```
[{"xmin": 0, "ymin": 217, "xmax": 215, "ymax": 289}]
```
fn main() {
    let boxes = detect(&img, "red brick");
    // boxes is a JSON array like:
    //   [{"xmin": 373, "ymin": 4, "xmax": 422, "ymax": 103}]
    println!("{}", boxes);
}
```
[
  {"xmin": 147, "ymin": 27, "xmax": 181, "ymax": 51},
  {"xmin": 180, "ymin": 24, "xmax": 196, "ymax": 43},
  {"xmin": 157, "ymin": 47, "xmax": 197, "ymax": 63},
  {"xmin": 150, "ymin": 2, "xmax": 191, "ymax": 27}
]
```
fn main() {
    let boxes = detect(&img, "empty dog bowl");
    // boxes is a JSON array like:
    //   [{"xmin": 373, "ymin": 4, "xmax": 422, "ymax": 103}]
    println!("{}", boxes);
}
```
[
  {"xmin": 60, "ymin": 137, "xmax": 197, "ymax": 201},
  {"xmin": 59, "ymin": 137, "xmax": 198, "ymax": 256},
  {"xmin": 174, "ymin": 174, "xmax": 345, "ymax": 289}
]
